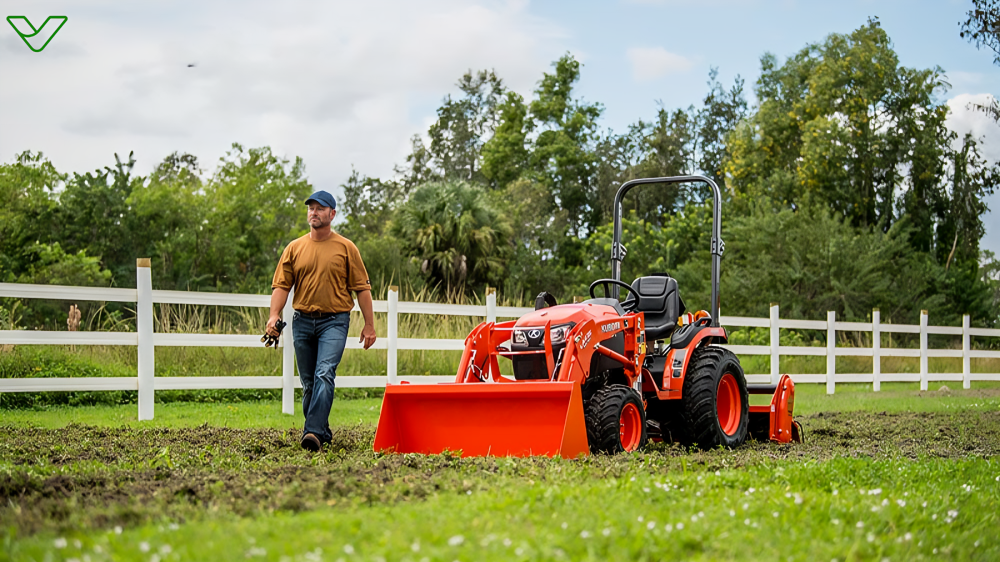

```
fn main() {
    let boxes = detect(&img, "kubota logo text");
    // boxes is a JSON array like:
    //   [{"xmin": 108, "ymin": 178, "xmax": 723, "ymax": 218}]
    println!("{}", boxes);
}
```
[
  {"xmin": 601, "ymin": 322, "xmax": 621, "ymax": 333},
  {"xmin": 7, "ymin": 16, "xmax": 67, "ymax": 52}
]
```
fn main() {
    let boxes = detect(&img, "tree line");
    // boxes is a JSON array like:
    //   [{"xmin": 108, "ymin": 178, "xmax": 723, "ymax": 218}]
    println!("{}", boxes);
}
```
[{"xmin": 1, "ymin": 20, "xmax": 997, "ymax": 329}]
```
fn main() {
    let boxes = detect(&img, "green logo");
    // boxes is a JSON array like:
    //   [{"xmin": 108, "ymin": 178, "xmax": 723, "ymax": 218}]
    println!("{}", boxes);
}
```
[{"xmin": 6, "ymin": 16, "xmax": 68, "ymax": 52}]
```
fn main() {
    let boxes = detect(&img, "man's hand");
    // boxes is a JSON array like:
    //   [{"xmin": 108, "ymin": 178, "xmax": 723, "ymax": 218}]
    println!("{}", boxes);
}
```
[
  {"xmin": 266, "ymin": 315, "xmax": 282, "ymax": 337},
  {"xmin": 360, "ymin": 324, "xmax": 377, "ymax": 350}
]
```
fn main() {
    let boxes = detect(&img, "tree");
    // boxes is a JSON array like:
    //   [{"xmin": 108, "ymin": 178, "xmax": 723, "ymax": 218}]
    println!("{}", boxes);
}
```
[
  {"xmin": 427, "ymin": 70, "xmax": 506, "ymax": 183},
  {"xmin": 528, "ymin": 54, "xmax": 604, "ymax": 235},
  {"xmin": 727, "ymin": 19, "xmax": 983, "ymax": 250},
  {"xmin": 57, "ymin": 151, "xmax": 143, "ymax": 286},
  {"xmin": 127, "ymin": 153, "xmax": 209, "ymax": 289},
  {"xmin": 697, "ymin": 68, "xmax": 748, "ymax": 189},
  {"xmin": 392, "ymin": 181, "xmax": 512, "ymax": 293},
  {"xmin": 200, "ymin": 144, "xmax": 312, "ymax": 292},
  {"xmin": 0, "ymin": 151, "xmax": 62, "ymax": 282},
  {"xmin": 959, "ymin": 0, "xmax": 1000, "ymax": 120}
]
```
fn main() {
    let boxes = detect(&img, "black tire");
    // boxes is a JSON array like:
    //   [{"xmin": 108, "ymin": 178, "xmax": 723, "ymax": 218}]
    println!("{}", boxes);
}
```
[
  {"xmin": 680, "ymin": 346, "xmax": 749, "ymax": 449},
  {"xmin": 585, "ymin": 385, "xmax": 648, "ymax": 454}
]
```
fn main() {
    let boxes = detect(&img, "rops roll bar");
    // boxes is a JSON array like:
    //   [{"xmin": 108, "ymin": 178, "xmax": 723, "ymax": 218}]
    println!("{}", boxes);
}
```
[{"xmin": 611, "ymin": 175, "xmax": 724, "ymax": 327}]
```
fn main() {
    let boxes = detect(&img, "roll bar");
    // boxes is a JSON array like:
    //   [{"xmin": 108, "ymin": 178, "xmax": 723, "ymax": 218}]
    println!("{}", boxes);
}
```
[{"xmin": 611, "ymin": 176, "xmax": 724, "ymax": 327}]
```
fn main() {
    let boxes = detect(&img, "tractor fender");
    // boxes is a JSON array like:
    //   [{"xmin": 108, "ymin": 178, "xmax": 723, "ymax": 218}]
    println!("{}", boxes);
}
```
[{"xmin": 657, "ymin": 326, "xmax": 728, "ymax": 395}]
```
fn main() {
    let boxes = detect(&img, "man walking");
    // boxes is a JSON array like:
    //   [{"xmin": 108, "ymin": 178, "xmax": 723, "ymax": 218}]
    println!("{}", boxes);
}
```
[{"xmin": 267, "ymin": 190, "xmax": 377, "ymax": 452}]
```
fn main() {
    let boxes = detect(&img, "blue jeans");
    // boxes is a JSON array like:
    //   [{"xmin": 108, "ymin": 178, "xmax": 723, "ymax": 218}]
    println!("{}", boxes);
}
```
[{"xmin": 292, "ymin": 311, "xmax": 350, "ymax": 443}]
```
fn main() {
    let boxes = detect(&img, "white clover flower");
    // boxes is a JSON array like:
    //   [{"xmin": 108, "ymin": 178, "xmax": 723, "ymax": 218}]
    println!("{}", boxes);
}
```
[
  {"xmin": 665, "ymin": 524, "xmax": 673, "ymax": 532},
  {"xmin": 602, "ymin": 528, "xmax": 611, "ymax": 537},
  {"xmin": 744, "ymin": 519, "xmax": 750, "ymax": 526},
  {"xmin": 856, "ymin": 521, "xmax": 864, "ymax": 529},
  {"xmin": 729, "ymin": 510, "xmax": 736, "ymax": 517},
  {"xmin": 869, "ymin": 488, "xmax": 882, "ymax": 496},
  {"xmin": 114, "ymin": 526, "xmax": 123, "ymax": 535},
  {"xmin": 54, "ymin": 538, "xmax": 67, "ymax": 549},
  {"xmin": 637, "ymin": 516, "xmax": 644, "ymax": 522},
  {"xmin": 139, "ymin": 542, "xmax": 150, "ymax": 553},
  {"xmin": 676, "ymin": 523, "xmax": 684, "ymax": 530},
  {"xmin": 503, "ymin": 538, "xmax": 512, "ymax": 547},
  {"xmin": 561, "ymin": 522, "xmax": 567, "ymax": 529},
  {"xmin": 647, "ymin": 521, "xmax": 656, "ymax": 530},
  {"xmin": 691, "ymin": 515, "xmax": 698, "ymax": 522},
  {"xmin": 832, "ymin": 519, "xmax": 840, "ymax": 525},
  {"xmin": 794, "ymin": 494, "xmax": 803, "ymax": 505},
  {"xmin": 773, "ymin": 512, "xmax": 779, "ymax": 518},
  {"xmin": 579, "ymin": 531, "xmax": 591, "ymax": 539},
  {"xmin": 411, "ymin": 542, "xmax": 420, "ymax": 552},
  {"xmin": 897, "ymin": 499, "xmax": 906, "ymax": 507},
  {"xmin": 343, "ymin": 544, "xmax": 355, "ymax": 554},
  {"xmin": 904, "ymin": 533, "xmax": 913, "ymax": 541},
  {"xmin": 867, "ymin": 533, "xmax": 875, "ymax": 543},
  {"xmin": 448, "ymin": 535, "xmax": 464, "ymax": 546}
]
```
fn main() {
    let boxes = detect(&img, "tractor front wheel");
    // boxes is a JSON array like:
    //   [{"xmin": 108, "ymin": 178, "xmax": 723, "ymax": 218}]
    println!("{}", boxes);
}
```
[
  {"xmin": 585, "ymin": 385, "xmax": 648, "ymax": 454},
  {"xmin": 681, "ymin": 347, "xmax": 749, "ymax": 449}
]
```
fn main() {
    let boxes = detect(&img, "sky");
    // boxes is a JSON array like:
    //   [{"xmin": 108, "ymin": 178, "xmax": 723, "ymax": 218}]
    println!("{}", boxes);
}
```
[{"xmin": 1, "ymin": 0, "xmax": 999, "ymax": 253}]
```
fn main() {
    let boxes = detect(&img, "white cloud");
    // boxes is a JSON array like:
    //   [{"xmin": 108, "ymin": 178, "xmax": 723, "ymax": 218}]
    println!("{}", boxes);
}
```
[
  {"xmin": 626, "ymin": 46, "xmax": 694, "ymax": 82},
  {"xmin": 945, "ymin": 93, "xmax": 1000, "ymax": 162},
  {"xmin": 0, "ymin": 0, "xmax": 567, "ymax": 192}
]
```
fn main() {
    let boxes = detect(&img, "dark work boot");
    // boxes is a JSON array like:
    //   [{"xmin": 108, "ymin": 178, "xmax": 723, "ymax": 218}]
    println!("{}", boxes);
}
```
[{"xmin": 301, "ymin": 433, "xmax": 321, "ymax": 452}]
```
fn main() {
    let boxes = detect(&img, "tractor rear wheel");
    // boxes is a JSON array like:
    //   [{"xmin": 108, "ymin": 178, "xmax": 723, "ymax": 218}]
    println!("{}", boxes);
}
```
[
  {"xmin": 585, "ymin": 385, "xmax": 648, "ymax": 454},
  {"xmin": 680, "ymin": 347, "xmax": 749, "ymax": 449}
]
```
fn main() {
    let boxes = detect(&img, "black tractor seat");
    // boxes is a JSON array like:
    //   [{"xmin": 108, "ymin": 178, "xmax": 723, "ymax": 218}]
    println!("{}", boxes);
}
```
[{"xmin": 621, "ymin": 274, "xmax": 685, "ymax": 342}]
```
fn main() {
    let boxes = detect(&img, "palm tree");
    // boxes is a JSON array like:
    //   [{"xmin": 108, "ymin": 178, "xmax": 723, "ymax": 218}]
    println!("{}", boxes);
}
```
[{"xmin": 393, "ymin": 181, "xmax": 513, "ymax": 292}]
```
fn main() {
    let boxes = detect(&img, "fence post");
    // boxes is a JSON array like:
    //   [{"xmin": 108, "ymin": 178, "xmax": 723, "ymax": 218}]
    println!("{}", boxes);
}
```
[
  {"xmin": 387, "ymin": 286, "xmax": 398, "ymax": 384},
  {"xmin": 770, "ymin": 303, "xmax": 780, "ymax": 385},
  {"xmin": 962, "ymin": 314, "xmax": 971, "ymax": 390},
  {"xmin": 919, "ymin": 310, "xmax": 928, "ymax": 391},
  {"xmin": 872, "ymin": 308, "xmax": 881, "ymax": 392},
  {"xmin": 136, "ymin": 259, "xmax": 155, "ymax": 421},
  {"xmin": 486, "ymin": 288, "xmax": 497, "ymax": 324},
  {"xmin": 827, "ymin": 310, "xmax": 836, "ymax": 395},
  {"xmin": 281, "ymin": 288, "xmax": 295, "ymax": 415}
]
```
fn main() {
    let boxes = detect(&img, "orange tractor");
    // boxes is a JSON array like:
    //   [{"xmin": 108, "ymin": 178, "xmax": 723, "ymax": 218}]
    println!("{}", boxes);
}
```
[{"xmin": 374, "ymin": 176, "xmax": 802, "ymax": 457}]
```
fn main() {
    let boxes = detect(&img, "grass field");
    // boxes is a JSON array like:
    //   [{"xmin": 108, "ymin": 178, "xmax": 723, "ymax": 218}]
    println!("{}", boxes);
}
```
[{"xmin": 2, "ymin": 384, "xmax": 999, "ymax": 561}]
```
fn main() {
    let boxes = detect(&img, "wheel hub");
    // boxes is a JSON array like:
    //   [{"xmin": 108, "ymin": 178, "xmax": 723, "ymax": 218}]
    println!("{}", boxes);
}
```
[
  {"xmin": 619, "ymin": 402, "xmax": 642, "ymax": 451},
  {"xmin": 717, "ymin": 373, "xmax": 741, "ymax": 436}
]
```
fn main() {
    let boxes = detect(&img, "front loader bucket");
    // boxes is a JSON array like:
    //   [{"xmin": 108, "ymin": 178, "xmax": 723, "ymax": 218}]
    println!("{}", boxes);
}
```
[{"xmin": 373, "ymin": 381, "xmax": 589, "ymax": 458}]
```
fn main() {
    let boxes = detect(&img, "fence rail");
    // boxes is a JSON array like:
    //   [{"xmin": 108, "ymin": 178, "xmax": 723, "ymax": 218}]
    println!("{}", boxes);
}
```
[{"xmin": 2, "ymin": 261, "xmax": 999, "ymax": 420}]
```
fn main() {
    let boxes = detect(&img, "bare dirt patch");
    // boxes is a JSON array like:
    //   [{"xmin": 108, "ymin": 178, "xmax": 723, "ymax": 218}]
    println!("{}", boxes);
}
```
[{"xmin": 2, "ymin": 409, "xmax": 998, "ymax": 536}]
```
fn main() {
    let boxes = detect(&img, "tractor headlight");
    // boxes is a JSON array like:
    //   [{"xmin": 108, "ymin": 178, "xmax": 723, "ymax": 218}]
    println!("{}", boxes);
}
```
[
  {"xmin": 549, "ymin": 323, "xmax": 574, "ymax": 344},
  {"xmin": 512, "ymin": 330, "xmax": 528, "ymax": 345}
]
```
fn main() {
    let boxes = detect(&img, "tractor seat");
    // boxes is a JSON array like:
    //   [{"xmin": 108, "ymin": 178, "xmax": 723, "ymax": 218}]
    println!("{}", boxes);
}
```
[{"xmin": 622, "ymin": 274, "xmax": 685, "ymax": 342}]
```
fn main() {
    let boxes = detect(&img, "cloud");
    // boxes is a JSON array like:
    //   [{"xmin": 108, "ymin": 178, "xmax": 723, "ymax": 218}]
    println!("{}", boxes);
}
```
[
  {"xmin": 626, "ymin": 46, "xmax": 694, "ymax": 82},
  {"xmin": 945, "ymin": 93, "xmax": 1000, "ymax": 162},
  {"xmin": 0, "ymin": 0, "xmax": 567, "ymax": 191}
]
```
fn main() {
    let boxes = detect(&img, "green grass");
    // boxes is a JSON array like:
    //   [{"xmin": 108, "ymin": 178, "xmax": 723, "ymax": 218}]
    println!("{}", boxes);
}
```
[
  {"xmin": 0, "ymin": 398, "xmax": 384, "ymax": 429},
  {"xmin": 3, "ymin": 383, "xmax": 999, "ymax": 429},
  {"xmin": 7, "ymin": 456, "xmax": 999, "ymax": 562}
]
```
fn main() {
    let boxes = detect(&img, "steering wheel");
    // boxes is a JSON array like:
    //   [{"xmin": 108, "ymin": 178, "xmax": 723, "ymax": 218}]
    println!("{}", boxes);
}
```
[{"xmin": 588, "ymin": 279, "xmax": 641, "ymax": 312}]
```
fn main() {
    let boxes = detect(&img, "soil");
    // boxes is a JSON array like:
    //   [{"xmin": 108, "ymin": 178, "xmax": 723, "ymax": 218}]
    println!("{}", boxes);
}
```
[{"xmin": 2, "ymin": 409, "xmax": 999, "ymax": 536}]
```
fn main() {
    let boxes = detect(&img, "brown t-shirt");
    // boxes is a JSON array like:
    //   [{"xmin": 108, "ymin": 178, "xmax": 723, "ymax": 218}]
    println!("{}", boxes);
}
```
[{"xmin": 271, "ymin": 232, "xmax": 371, "ymax": 313}]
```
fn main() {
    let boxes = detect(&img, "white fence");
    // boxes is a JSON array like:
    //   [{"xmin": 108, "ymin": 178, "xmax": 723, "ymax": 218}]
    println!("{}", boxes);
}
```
[{"xmin": 2, "ymin": 261, "xmax": 999, "ymax": 420}]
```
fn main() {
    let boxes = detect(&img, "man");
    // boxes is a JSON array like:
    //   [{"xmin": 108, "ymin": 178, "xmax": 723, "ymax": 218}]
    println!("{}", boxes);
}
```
[{"xmin": 267, "ymin": 189, "xmax": 377, "ymax": 452}]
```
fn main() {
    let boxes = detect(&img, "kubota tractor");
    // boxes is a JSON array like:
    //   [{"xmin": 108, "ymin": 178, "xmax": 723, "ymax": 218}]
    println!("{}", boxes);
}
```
[{"xmin": 374, "ymin": 176, "xmax": 802, "ymax": 457}]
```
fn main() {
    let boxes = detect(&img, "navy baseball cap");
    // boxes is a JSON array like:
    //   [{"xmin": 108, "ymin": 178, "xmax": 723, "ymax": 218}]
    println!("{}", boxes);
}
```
[{"xmin": 305, "ymin": 190, "xmax": 336, "ymax": 209}]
